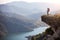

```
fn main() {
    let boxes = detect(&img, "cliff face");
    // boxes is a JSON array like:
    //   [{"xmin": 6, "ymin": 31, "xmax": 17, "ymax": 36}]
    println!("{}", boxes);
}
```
[
  {"xmin": 0, "ymin": 23, "xmax": 7, "ymax": 39},
  {"xmin": 27, "ymin": 14, "xmax": 60, "ymax": 40},
  {"xmin": 41, "ymin": 15, "xmax": 60, "ymax": 40}
]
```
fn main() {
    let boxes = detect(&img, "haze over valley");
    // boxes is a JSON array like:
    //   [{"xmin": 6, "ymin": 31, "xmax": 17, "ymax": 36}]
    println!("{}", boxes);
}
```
[{"xmin": 0, "ymin": 1, "xmax": 60, "ymax": 34}]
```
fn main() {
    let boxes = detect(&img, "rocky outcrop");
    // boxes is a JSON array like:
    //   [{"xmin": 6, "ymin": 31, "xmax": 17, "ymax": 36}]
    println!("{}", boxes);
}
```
[
  {"xmin": 41, "ymin": 15, "xmax": 60, "ymax": 31},
  {"xmin": 41, "ymin": 15, "xmax": 60, "ymax": 40},
  {"xmin": 27, "ymin": 14, "xmax": 60, "ymax": 40}
]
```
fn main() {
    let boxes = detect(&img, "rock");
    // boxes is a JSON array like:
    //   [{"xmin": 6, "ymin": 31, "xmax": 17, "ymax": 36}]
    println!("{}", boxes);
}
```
[
  {"xmin": 41, "ymin": 14, "xmax": 60, "ymax": 40},
  {"xmin": 26, "ymin": 14, "xmax": 60, "ymax": 40}
]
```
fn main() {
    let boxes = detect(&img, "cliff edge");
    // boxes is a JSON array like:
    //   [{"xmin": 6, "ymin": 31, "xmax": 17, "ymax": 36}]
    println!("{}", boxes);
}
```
[
  {"xmin": 27, "ymin": 14, "xmax": 60, "ymax": 40},
  {"xmin": 41, "ymin": 15, "xmax": 60, "ymax": 40}
]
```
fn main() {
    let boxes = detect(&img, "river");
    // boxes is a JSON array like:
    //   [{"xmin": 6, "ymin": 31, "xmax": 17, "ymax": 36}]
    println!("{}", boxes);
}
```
[{"xmin": 4, "ymin": 27, "xmax": 48, "ymax": 40}]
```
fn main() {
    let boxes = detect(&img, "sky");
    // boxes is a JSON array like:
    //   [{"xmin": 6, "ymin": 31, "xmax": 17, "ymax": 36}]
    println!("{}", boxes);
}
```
[{"xmin": 1, "ymin": 0, "xmax": 60, "ymax": 4}]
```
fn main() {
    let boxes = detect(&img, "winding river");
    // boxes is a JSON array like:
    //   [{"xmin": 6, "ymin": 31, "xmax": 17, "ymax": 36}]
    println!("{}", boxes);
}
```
[{"xmin": 4, "ymin": 27, "xmax": 48, "ymax": 40}]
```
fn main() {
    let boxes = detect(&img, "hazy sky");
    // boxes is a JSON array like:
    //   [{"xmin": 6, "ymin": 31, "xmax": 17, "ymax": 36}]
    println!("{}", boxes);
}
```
[{"xmin": 1, "ymin": 0, "xmax": 60, "ymax": 4}]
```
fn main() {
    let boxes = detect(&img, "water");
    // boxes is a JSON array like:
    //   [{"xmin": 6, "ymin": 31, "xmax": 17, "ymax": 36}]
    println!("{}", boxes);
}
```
[{"xmin": 4, "ymin": 27, "xmax": 48, "ymax": 40}]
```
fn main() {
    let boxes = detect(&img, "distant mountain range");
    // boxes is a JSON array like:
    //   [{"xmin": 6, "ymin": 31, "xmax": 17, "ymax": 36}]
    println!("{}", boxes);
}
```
[
  {"xmin": 0, "ymin": 1, "xmax": 60, "ymax": 33},
  {"xmin": 0, "ymin": 11, "xmax": 38, "ymax": 33},
  {"xmin": 0, "ymin": 1, "xmax": 60, "ymax": 16}
]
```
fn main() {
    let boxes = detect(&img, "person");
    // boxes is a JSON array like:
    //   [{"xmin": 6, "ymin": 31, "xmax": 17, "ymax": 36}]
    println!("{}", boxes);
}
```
[{"xmin": 47, "ymin": 8, "xmax": 50, "ymax": 15}]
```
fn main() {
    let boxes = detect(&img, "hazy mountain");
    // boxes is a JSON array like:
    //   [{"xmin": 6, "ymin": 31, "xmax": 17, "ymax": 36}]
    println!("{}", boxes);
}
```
[
  {"xmin": 0, "ymin": 1, "xmax": 59, "ymax": 33},
  {"xmin": 0, "ymin": 11, "xmax": 37, "ymax": 33},
  {"xmin": 0, "ymin": 23, "xmax": 7, "ymax": 39},
  {"xmin": 0, "ymin": 1, "xmax": 60, "ymax": 16}
]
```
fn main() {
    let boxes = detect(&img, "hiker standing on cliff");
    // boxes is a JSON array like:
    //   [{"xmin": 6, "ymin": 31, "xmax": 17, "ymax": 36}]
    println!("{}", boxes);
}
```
[{"xmin": 47, "ymin": 8, "xmax": 50, "ymax": 15}]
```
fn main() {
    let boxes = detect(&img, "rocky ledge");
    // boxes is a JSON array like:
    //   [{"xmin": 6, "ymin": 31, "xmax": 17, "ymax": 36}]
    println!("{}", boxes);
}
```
[{"xmin": 26, "ymin": 14, "xmax": 60, "ymax": 40}]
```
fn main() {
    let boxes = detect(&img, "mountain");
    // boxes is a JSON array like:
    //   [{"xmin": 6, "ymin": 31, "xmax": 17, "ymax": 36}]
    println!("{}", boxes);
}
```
[
  {"xmin": 0, "ymin": 11, "xmax": 37, "ymax": 33},
  {"xmin": 0, "ymin": 1, "xmax": 60, "ymax": 16},
  {"xmin": 0, "ymin": 1, "xmax": 60, "ymax": 33},
  {"xmin": 0, "ymin": 23, "xmax": 7, "ymax": 39}
]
